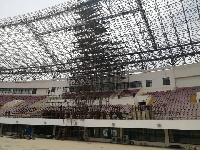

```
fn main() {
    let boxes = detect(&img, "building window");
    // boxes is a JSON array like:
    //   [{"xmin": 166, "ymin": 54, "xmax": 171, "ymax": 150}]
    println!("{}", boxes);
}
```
[
  {"xmin": 163, "ymin": 77, "xmax": 170, "ymax": 85},
  {"xmin": 146, "ymin": 80, "xmax": 152, "ymax": 87},
  {"xmin": 130, "ymin": 81, "xmax": 142, "ymax": 88},
  {"xmin": 51, "ymin": 87, "xmax": 56, "ymax": 92},
  {"xmin": 32, "ymin": 88, "xmax": 37, "ymax": 94}
]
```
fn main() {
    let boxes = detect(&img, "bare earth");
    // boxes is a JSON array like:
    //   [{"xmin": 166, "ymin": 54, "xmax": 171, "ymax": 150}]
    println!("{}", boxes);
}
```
[{"xmin": 0, "ymin": 136, "xmax": 178, "ymax": 150}]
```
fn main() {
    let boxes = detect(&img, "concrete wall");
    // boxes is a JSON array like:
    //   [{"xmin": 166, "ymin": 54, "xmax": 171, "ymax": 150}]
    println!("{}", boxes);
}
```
[
  {"xmin": 174, "ymin": 63, "xmax": 200, "ymax": 87},
  {"xmin": 176, "ymin": 76, "xmax": 200, "ymax": 88},
  {"xmin": 1, "ymin": 117, "xmax": 200, "ymax": 130},
  {"xmin": 106, "ymin": 97, "xmax": 136, "ymax": 105},
  {"xmin": 197, "ymin": 92, "xmax": 200, "ymax": 102},
  {"xmin": 90, "ymin": 96, "xmax": 149, "ymax": 105},
  {"xmin": 0, "ymin": 62, "xmax": 200, "ymax": 95},
  {"xmin": 125, "ymin": 62, "xmax": 200, "ymax": 92},
  {"xmin": 0, "ymin": 79, "xmax": 69, "ymax": 95},
  {"xmin": 174, "ymin": 63, "xmax": 200, "ymax": 78},
  {"xmin": 124, "ymin": 69, "xmax": 175, "ymax": 93},
  {"xmin": 4, "ymin": 100, "xmax": 23, "ymax": 107},
  {"xmin": 0, "ymin": 79, "xmax": 69, "ymax": 89},
  {"xmin": 36, "ymin": 89, "xmax": 48, "ymax": 95}
]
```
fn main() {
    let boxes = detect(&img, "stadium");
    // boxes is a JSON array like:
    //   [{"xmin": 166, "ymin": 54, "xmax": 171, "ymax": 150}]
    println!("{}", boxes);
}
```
[{"xmin": 0, "ymin": 0, "xmax": 200, "ymax": 149}]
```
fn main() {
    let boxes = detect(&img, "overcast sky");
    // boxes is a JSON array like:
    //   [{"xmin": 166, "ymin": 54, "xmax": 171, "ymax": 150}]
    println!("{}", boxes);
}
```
[{"xmin": 0, "ymin": 0, "xmax": 67, "ymax": 19}]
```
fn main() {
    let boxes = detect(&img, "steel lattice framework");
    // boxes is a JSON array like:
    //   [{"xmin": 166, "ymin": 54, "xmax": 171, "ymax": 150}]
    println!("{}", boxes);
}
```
[{"xmin": 0, "ymin": 0, "xmax": 200, "ymax": 81}]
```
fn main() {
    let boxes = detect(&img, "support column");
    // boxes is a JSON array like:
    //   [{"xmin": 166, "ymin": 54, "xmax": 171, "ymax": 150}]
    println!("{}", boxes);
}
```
[
  {"xmin": 120, "ymin": 128, "xmax": 123, "ymax": 140},
  {"xmin": 84, "ymin": 127, "xmax": 89, "ymax": 142},
  {"xmin": 0, "ymin": 124, "xmax": 3, "ymax": 135},
  {"xmin": 164, "ymin": 129, "xmax": 170, "ymax": 147},
  {"xmin": 53, "ymin": 125, "xmax": 56, "ymax": 137}
]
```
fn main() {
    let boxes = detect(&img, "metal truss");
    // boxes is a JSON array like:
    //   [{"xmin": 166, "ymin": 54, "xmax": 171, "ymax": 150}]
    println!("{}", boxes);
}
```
[{"xmin": 0, "ymin": 0, "xmax": 200, "ymax": 81}]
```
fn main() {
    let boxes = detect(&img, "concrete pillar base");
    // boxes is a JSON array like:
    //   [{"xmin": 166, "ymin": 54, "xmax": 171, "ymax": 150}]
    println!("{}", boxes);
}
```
[{"xmin": 164, "ymin": 129, "xmax": 170, "ymax": 147}]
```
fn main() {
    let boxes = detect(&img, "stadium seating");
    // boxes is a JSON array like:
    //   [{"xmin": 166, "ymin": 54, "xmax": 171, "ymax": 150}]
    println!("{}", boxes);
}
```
[
  {"xmin": 1, "ymin": 86, "xmax": 200, "ymax": 120},
  {"xmin": 148, "ymin": 86, "xmax": 200, "ymax": 120},
  {"xmin": 0, "ymin": 95, "xmax": 46, "ymax": 117}
]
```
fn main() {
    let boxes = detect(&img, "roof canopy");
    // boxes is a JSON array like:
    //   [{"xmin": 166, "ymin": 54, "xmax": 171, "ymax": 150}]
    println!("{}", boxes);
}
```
[{"xmin": 0, "ymin": 0, "xmax": 200, "ymax": 81}]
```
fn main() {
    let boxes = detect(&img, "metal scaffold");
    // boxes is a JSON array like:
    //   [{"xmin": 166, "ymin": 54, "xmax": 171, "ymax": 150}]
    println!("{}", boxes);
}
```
[{"xmin": 0, "ymin": 0, "xmax": 199, "ymax": 82}]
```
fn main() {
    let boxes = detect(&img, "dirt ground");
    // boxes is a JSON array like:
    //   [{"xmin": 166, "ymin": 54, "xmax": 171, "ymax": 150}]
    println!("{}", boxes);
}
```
[{"xmin": 0, "ymin": 136, "xmax": 179, "ymax": 150}]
